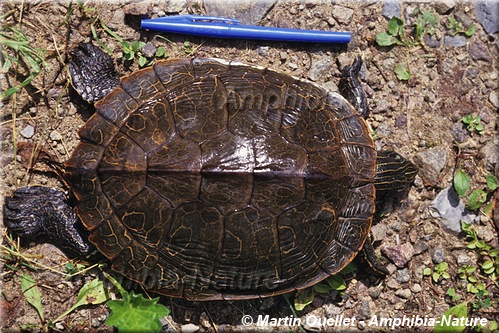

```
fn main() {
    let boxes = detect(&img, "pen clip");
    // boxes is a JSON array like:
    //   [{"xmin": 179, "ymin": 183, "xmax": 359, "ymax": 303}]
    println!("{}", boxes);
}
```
[{"xmin": 152, "ymin": 15, "xmax": 240, "ymax": 25}]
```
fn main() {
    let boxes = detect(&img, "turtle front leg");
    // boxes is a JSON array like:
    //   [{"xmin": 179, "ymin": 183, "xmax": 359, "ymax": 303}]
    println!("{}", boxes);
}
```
[
  {"xmin": 339, "ymin": 56, "xmax": 370, "ymax": 119},
  {"xmin": 4, "ymin": 186, "xmax": 92, "ymax": 256}
]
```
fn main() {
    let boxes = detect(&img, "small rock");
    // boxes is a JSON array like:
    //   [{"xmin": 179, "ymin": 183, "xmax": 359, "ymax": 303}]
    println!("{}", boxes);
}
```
[
  {"xmin": 336, "ymin": 53, "xmax": 352, "ymax": 71},
  {"xmin": 480, "ymin": 138, "xmax": 499, "ymax": 170},
  {"xmin": 368, "ymin": 284, "xmax": 383, "ymax": 299},
  {"xmin": 50, "ymin": 130, "xmax": 63, "ymax": 141},
  {"xmin": 434, "ymin": 0, "xmax": 456, "ymax": 14},
  {"xmin": 475, "ymin": 0, "xmax": 499, "ymax": 34},
  {"xmin": 395, "ymin": 115, "xmax": 407, "ymax": 127},
  {"xmin": 204, "ymin": 0, "xmax": 274, "ymax": 25},
  {"xmin": 358, "ymin": 300, "xmax": 371, "ymax": 320},
  {"xmin": 288, "ymin": 62, "xmax": 298, "ymax": 70},
  {"xmin": 429, "ymin": 185, "xmax": 476, "ymax": 234},
  {"xmin": 395, "ymin": 288, "xmax": 412, "ymax": 299},
  {"xmin": 431, "ymin": 246, "xmax": 446, "ymax": 264},
  {"xmin": 141, "ymin": 42, "xmax": 157, "ymax": 58},
  {"xmin": 424, "ymin": 35, "xmax": 441, "ymax": 48},
  {"xmin": 489, "ymin": 90, "xmax": 499, "ymax": 109},
  {"xmin": 107, "ymin": 9, "xmax": 125, "ymax": 29},
  {"xmin": 413, "ymin": 240, "xmax": 429, "ymax": 255},
  {"xmin": 444, "ymin": 35, "xmax": 467, "ymax": 47},
  {"xmin": 415, "ymin": 147, "xmax": 447, "ymax": 186},
  {"xmin": 382, "ymin": 242, "xmax": 414, "ymax": 268},
  {"xmin": 20, "ymin": 125, "xmax": 35, "ymax": 139},
  {"xmin": 468, "ymin": 40, "xmax": 492, "ymax": 62},
  {"xmin": 411, "ymin": 283, "xmax": 422, "ymax": 293},
  {"xmin": 451, "ymin": 121, "xmax": 469, "ymax": 143},
  {"xmin": 123, "ymin": 2, "xmax": 151, "ymax": 16},
  {"xmin": 371, "ymin": 223, "xmax": 388, "ymax": 242},
  {"xmin": 382, "ymin": 0, "xmax": 401, "ymax": 19},
  {"xmin": 396, "ymin": 268, "xmax": 411, "ymax": 283},
  {"xmin": 163, "ymin": 0, "xmax": 187, "ymax": 13},
  {"xmin": 308, "ymin": 57, "xmax": 333, "ymax": 81},
  {"xmin": 456, "ymin": 253, "xmax": 473, "ymax": 267},
  {"xmin": 181, "ymin": 323, "xmax": 199, "ymax": 333},
  {"xmin": 256, "ymin": 46, "xmax": 269, "ymax": 56},
  {"xmin": 331, "ymin": 5, "xmax": 354, "ymax": 24}
]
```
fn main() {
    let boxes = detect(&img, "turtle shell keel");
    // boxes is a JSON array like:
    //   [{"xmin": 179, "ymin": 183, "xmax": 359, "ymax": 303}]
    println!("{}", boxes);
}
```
[{"xmin": 64, "ymin": 58, "xmax": 376, "ymax": 300}]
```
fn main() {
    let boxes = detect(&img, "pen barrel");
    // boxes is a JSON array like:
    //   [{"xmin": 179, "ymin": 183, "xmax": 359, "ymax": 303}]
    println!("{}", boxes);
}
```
[{"xmin": 141, "ymin": 20, "xmax": 351, "ymax": 44}]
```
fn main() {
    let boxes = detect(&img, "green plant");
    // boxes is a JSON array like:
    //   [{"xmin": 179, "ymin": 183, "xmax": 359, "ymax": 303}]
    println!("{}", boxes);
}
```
[
  {"xmin": 294, "ymin": 264, "xmax": 353, "ymax": 311},
  {"xmin": 447, "ymin": 17, "xmax": 475, "ymax": 37},
  {"xmin": 453, "ymin": 169, "xmax": 498, "ymax": 211},
  {"xmin": 462, "ymin": 114, "xmax": 484, "ymax": 134},
  {"xmin": 104, "ymin": 272, "xmax": 170, "ymax": 333},
  {"xmin": 99, "ymin": 21, "xmax": 168, "ymax": 67},
  {"xmin": 0, "ymin": 26, "xmax": 48, "ymax": 99},
  {"xmin": 423, "ymin": 262, "xmax": 451, "ymax": 283}
]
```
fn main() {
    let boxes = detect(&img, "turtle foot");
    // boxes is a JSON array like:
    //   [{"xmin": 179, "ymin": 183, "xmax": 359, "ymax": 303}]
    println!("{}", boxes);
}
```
[{"xmin": 4, "ymin": 186, "xmax": 92, "ymax": 256}]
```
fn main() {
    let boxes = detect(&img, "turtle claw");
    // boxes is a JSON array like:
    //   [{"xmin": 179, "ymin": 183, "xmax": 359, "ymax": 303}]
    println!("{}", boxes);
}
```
[{"xmin": 4, "ymin": 186, "xmax": 93, "ymax": 256}]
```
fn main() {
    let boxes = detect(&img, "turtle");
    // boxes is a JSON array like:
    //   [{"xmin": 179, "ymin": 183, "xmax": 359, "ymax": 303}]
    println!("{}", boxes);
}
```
[{"xmin": 4, "ymin": 43, "xmax": 418, "ymax": 301}]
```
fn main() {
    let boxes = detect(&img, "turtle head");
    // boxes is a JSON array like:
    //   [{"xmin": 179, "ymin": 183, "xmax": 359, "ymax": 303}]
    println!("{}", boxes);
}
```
[
  {"xmin": 4, "ymin": 186, "xmax": 92, "ymax": 256},
  {"xmin": 374, "ymin": 150, "xmax": 418, "ymax": 214},
  {"xmin": 68, "ymin": 42, "xmax": 121, "ymax": 103}
]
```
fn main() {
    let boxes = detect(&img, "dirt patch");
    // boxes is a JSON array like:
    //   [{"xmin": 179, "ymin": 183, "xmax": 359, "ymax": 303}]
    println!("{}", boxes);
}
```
[{"xmin": 1, "ymin": 1, "xmax": 497, "ymax": 332}]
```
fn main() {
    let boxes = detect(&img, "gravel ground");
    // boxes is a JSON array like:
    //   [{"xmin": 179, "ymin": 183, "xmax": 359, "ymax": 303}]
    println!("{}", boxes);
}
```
[{"xmin": 1, "ymin": 1, "xmax": 498, "ymax": 332}]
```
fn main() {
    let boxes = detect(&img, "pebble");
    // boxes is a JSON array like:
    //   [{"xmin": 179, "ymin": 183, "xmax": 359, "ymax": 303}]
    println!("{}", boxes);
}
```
[
  {"xmin": 50, "ymin": 130, "xmax": 63, "ymax": 141},
  {"xmin": 256, "ymin": 46, "xmax": 269, "ymax": 56},
  {"xmin": 308, "ymin": 57, "xmax": 333, "ymax": 81},
  {"xmin": 368, "ymin": 284, "xmax": 383, "ymax": 299},
  {"xmin": 489, "ymin": 90, "xmax": 499, "ymax": 109},
  {"xmin": 141, "ymin": 42, "xmax": 157, "ymax": 58},
  {"xmin": 382, "ymin": 0, "xmax": 401, "ymax": 19},
  {"xmin": 474, "ymin": 0, "xmax": 499, "ymax": 34},
  {"xmin": 181, "ymin": 323, "xmax": 199, "ymax": 333},
  {"xmin": 20, "ymin": 125, "xmax": 35, "ymax": 139},
  {"xmin": 123, "ymin": 2, "xmax": 150, "ymax": 16},
  {"xmin": 204, "ymin": 0, "xmax": 274, "ymax": 25},
  {"xmin": 415, "ymin": 147, "xmax": 447, "ymax": 186},
  {"xmin": 413, "ymin": 240, "xmax": 429, "ymax": 255},
  {"xmin": 451, "ymin": 121, "xmax": 469, "ymax": 143},
  {"xmin": 456, "ymin": 253, "xmax": 473, "ymax": 267},
  {"xmin": 411, "ymin": 283, "xmax": 422, "ymax": 293},
  {"xmin": 358, "ymin": 300, "xmax": 371, "ymax": 320},
  {"xmin": 434, "ymin": 0, "xmax": 456, "ymax": 14},
  {"xmin": 480, "ymin": 138, "xmax": 499, "ymax": 170},
  {"xmin": 429, "ymin": 185, "xmax": 476, "ymax": 234},
  {"xmin": 444, "ymin": 35, "xmax": 467, "ymax": 48},
  {"xmin": 468, "ymin": 40, "xmax": 493, "ymax": 62},
  {"xmin": 431, "ymin": 246, "xmax": 446, "ymax": 264},
  {"xmin": 396, "ymin": 268, "xmax": 411, "ymax": 283},
  {"xmin": 395, "ymin": 288, "xmax": 412, "ymax": 299},
  {"xmin": 382, "ymin": 242, "xmax": 414, "ymax": 268},
  {"xmin": 331, "ymin": 5, "xmax": 354, "ymax": 24}
]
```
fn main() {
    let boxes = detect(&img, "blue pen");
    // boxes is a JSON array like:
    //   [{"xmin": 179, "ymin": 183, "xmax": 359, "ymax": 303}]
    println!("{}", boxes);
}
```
[{"xmin": 141, "ymin": 15, "xmax": 350, "ymax": 43}]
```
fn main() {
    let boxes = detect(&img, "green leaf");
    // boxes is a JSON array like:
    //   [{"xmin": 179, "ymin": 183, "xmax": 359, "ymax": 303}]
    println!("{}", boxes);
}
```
[
  {"xmin": 54, "ymin": 278, "xmax": 109, "ymax": 323},
  {"xmin": 423, "ymin": 267, "xmax": 432, "ymax": 276},
  {"xmin": 294, "ymin": 288, "xmax": 314, "ymax": 311},
  {"xmin": 387, "ymin": 17, "xmax": 404, "ymax": 36},
  {"xmin": 432, "ymin": 272, "xmax": 440, "ymax": 282},
  {"xmin": 464, "ymin": 24, "xmax": 475, "ymax": 37},
  {"xmin": 434, "ymin": 302, "xmax": 468, "ymax": 333},
  {"xmin": 327, "ymin": 275, "xmax": 347, "ymax": 291},
  {"xmin": 453, "ymin": 169, "xmax": 471, "ymax": 197},
  {"xmin": 375, "ymin": 31, "xmax": 401, "ymax": 46},
  {"xmin": 486, "ymin": 174, "xmax": 498, "ymax": 191},
  {"xmin": 466, "ymin": 189, "xmax": 487, "ymax": 210},
  {"xmin": 395, "ymin": 63, "xmax": 411, "ymax": 81},
  {"xmin": 106, "ymin": 291, "xmax": 169, "ymax": 333},
  {"xmin": 21, "ymin": 274, "xmax": 44, "ymax": 321},
  {"xmin": 138, "ymin": 56, "xmax": 147, "ymax": 67},
  {"xmin": 313, "ymin": 283, "xmax": 332, "ymax": 294}
]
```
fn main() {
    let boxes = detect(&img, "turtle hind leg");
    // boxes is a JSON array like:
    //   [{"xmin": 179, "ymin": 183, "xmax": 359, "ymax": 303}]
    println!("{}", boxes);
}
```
[
  {"xmin": 3, "ymin": 186, "xmax": 93, "ymax": 256},
  {"xmin": 68, "ymin": 42, "xmax": 121, "ymax": 103},
  {"xmin": 339, "ymin": 56, "xmax": 370, "ymax": 119},
  {"xmin": 361, "ymin": 238, "xmax": 389, "ymax": 275}
]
